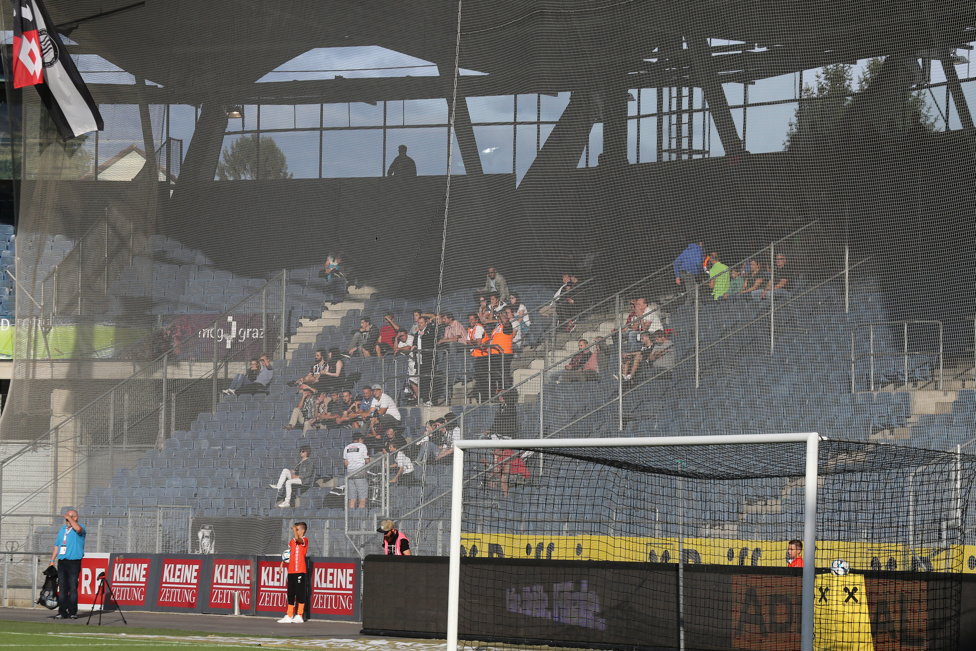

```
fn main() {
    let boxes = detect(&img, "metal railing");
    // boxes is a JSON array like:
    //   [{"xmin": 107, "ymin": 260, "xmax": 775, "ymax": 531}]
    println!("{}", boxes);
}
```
[
  {"xmin": 0, "ymin": 271, "xmax": 288, "ymax": 530},
  {"xmin": 850, "ymin": 320, "xmax": 944, "ymax": 392}
]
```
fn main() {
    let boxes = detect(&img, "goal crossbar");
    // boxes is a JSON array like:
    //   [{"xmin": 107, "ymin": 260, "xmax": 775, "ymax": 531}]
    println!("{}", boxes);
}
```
[{"xmin": 447, "ymin": 432, "xmax": 820, "ymax": 651}]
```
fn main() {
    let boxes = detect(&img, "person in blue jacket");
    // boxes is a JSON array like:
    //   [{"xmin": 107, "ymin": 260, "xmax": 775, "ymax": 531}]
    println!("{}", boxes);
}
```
[
  {"xmin": 673, "ymin": 241, "xmax": 704, "ymax": 305},
  {"xmin": 49, "ymin": 509, "xmax": 85, "ymax": 620}
]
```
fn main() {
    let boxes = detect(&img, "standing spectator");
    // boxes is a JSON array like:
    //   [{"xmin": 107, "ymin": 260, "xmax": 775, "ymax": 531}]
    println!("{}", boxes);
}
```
[
  {"xmin": 674, "ymin": 240, "xmax": 705, "ymax": 304},
  {"xmin": 472, "ymin": 311, "xmax": 514, "ymax": 396},
  {"xmin": 387, "ymin": 145, "xmax": 417, "ymax": 178},
  {"xmin": 437, "ymin": 312, "xmax": 467, "ymax": 348},
  {"xmin": 787, "ymin": 539, "xmax": 804, "ymax": 567},
  {"xmin": 376, "ymin": 313, "xmax": 399, "ymax": 356},
  {"xmin": 270, "ymin": 446, "xmax": 315, "ymax": 508},
  {"xmin": 276, "ymin": 522, "xmax": 309, "ymax": 624},
  {"xmin": 49, "ymin": 509, "xmax": 85, "ymax": 620},
  {"xmin": 377, "ymin": 520, "xmax": 412, "ymax": 555},
  {"xmin": 482, "ymin": 389, "xmax": 519, "ymax": 439},
  {"xmin": 236, "ymin": 353, "xmax": 274, "ymax": 395},
  {"xmin": 407, "ymin": 309, "xmax": 422, "ymax": 336},
  {"xmin": 224, "ymin": 358, "xmax": 261, "ymax": 395},
  {"xmin": 343, "ymin": 433, "xmax": 370, "ymax": 509},
  {"xmin": 388, "ymin": 441, "xmax": 419, "ymax": 486},
  {"xmin": 507, "ymin": 293, "xmax": 530, "ymax": 349},
  {"xmin": 348, "ymin": 318, "xmax": 380, "ymax": 357},
  {"xmin": 552, "ymin": 273, "xmax": 582, "ymax": 330},
  {"xmin": 393, "ymin": 328, "xmax": 418, "ymax": 404},
  {"xmin": 707, "ymin": 252, "xmax": 731, "ymax": 300},
  {"xmin": 480, "ymin": 267, "xmax": 509, "ymax": 302},
  {"xmin": 430, "ymin": 414, "xmax": 462, "ymax": 463},
  {"xmin": 557, "ymin": 340, "xmax": 600, "ymax": 383},
  {"xmin": 414, "ymin": 315, "xmax": 437, "ymax": 406}
]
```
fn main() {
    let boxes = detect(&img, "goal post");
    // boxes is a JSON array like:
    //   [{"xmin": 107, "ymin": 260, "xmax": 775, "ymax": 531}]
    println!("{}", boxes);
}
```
[{"xmin": 447, "ymin": 433, "xmax": 820, "ymax": 651}]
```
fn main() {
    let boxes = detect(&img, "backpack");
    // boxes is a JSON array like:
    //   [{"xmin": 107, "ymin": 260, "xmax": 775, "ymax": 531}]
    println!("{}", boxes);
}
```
[{"xmin": 37, "ymin": 566, "xmax": 58, "ymax": 609}]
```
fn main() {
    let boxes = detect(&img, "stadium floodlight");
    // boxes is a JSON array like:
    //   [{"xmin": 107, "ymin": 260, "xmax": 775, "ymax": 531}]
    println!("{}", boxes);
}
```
[{"xmin": 447, "ymin": 433, "xmax": 820, "ymax": 651}]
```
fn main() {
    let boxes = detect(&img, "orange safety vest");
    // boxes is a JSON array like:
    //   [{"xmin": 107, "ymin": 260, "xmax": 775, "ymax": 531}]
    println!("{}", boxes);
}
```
[
  {"xmin": 384, "ymin": 530, "xmax": 410, "ymax": 555},
  {"xmin": 474, "ymin": 322, "xmax": 514, "ymax": 357}
]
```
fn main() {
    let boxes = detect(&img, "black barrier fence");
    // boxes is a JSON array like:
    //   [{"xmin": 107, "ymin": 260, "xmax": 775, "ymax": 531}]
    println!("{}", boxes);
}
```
[
  {"xmin": 91, "ymin": 554, "xmax": 361, "ymax": 621},
  {"xmin": 362, "ymin": 555, "xmax": 976, "ymax": 650}
]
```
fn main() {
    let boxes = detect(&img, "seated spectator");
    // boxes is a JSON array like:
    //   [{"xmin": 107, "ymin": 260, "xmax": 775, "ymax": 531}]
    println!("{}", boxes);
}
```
[
  {"xmin": 618, "ymin": 331, "xmax": 654, "ymax": 383},
  {"xmin": 388, "ymin": 441, "xmax": 419, "ymax": 486},
  {"xmin": 466, "ymin": 313, "xmax": 486, "ymax": 346},
  {"xmin": 368, "ymin": 383, "xmax": 402, "ymax": 434},
  {"xmin": 479, "ymin": 266, "xmax": 509, "ymax": 302},
  {"xmin": 307, "ymin": 389, "xmax": 343, "ymax": 429},
  {"xmin": 741, "ymin": 259, "xmax": 765, "ymax": 294},
  {"xmin": 320, "ymin": 254, "xmax": 347, "ymax": 306},
  {"xmin": 752, "ymin": 253, "xmax": 791, "ymax": 300},
  {"xmin": 234, "ymin": 354, "xmax": 274, "ymax": 394},
  {"xmin": 727, "ymin": 266, "xmax": 745, "ymax": 296},
  {"xmin": 270, "ymin": 446, "xmax": 315, "ymax": 508},
  {"xmin": 380, "ymin": 425, "xmax": 408, "ymax": 454},
  {"xmin": 437, "ymin": 312, "xmax": 467, "ymax": 347},
  {"xmin": 487, "ymin": 448, "xmax": 530, "ymax": 497},
  {"xmin": 482, "ymin": 389, "xmax": 518, "ymax": 440},
  {"xmin": 646, "ymin": 329, "xmax": 676, "ymax": 372},
  {"xmin": 477, "ymin": 295, "xmax": 494, "ymax": 326},
  {"xmin": 288, "ymin": 349, "xmax": 327, "ymax": 387},
  {"xmin": 431, "ymin": 414, "xmax": 461, "ymax": 463},
  {"xmin": 333, "ymin": 389, "xmax": 360, "ymax": 427},
  {"xmin": 556, "ymin": 340, "xmax": 599, "ymax": 383},
  {"xmin": 393, "ymin": 329, "xmax": 418, "ymax": 404},
  {"xmin": 283, "ymin": 388, "xmax": 316, "ymax": 432},
  {"xmin": 614, "ymin": 297, "xmax": 662, "ymax": 347},
  {"xmin": 707, "ymin": 252, "xmax": 730, "ymax": 300},
  {"xmin": 224, "ymin": 358, "xmax": 261, "ymax": 395},
  {"xmin": 348, "ymin": 318, "xmax": 380, "ymax": 357},
  {"xmin": 489, "ymin": 292, "xmax": 507, "ymax": 318},
  {"xmin": 300, "ymin": 348, "xmax": 343, "ymax": 394},
  {"xmin": 416, "ymin": 420, "xmax": 442, "ymax": 463},
  {"xmin": 376, "ymin": 313, "xmax": 399, "ymax": 356}
]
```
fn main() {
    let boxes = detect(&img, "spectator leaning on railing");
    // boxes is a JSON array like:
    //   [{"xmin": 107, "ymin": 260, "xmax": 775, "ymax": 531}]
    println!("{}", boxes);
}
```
[{"xmin": 674, "ymin": 240, "xmax": 705, "ymax": 304}]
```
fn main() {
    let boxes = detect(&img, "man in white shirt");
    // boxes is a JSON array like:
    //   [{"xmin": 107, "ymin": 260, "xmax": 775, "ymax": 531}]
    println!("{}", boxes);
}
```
[
  {"xmin": 343, "ymin": 433, "xmax": 370, "ymax": 509},
  {"xmin": 388, "ymin": 441, "xmax": 418, "ymax": 485},
  {"xmin": 369, "ymin": 384, "xmax": 402, "ymax": 433}
]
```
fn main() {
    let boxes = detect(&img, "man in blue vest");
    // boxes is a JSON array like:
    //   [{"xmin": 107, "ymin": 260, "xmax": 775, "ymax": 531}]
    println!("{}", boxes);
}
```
[{"xmin": 49, "ymin": 508, "xmax": 86, "ymax": 619}]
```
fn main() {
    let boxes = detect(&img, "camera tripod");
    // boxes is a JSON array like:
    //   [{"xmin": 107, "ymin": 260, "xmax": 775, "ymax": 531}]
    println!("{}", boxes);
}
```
[{"xmin": 86, "ymin": 572, "xmax": 127, "ymax": 626}]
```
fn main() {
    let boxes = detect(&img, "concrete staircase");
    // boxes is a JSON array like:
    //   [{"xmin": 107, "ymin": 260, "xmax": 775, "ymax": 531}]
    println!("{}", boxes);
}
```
[{"xmin": 285, "ymin": 284, "xmax": 377, "ymax": 361}]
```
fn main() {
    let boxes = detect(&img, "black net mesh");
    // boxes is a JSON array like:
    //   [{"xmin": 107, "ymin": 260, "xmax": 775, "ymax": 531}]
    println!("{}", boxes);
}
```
[
  {"xmin": 0, "ymin": 1, "xmax": 972, "ymax": 633},
  {"xmin": 455, "ymin": 440, "xmax": 976, "ymax": 650}
]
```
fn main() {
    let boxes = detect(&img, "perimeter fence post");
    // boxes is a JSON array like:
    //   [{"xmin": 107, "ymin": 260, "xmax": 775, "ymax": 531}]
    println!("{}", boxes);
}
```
[
  {"xmin": 844, "ymin": 244, "xmax": 849, "ymax": 314},
  {"xmin": 280, "ymin": 270, "xmax": 287, "ymax": 361},
  {"xmin": 769, "ymin": 243, "xmax": 775, "ymax": 353},
  {"xmin": 694, "ymin": 283, "xmax": 700, "ymax": 389},
  {"xmin": 616, "ymin": 294, "xmax": 623, "ymax": 430}
]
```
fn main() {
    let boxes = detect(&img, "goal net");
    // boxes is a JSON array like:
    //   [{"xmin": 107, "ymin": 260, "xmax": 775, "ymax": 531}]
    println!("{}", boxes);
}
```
[{"xmin": 447, "ymin": 435, "xmax": 976, "ymax": 651}]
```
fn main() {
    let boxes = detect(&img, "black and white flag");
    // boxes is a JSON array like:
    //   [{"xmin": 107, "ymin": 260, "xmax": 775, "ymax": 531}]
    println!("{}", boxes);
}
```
[{"xmin": 13, "ymin": 0, "xmax": 104, "ymax": 141}]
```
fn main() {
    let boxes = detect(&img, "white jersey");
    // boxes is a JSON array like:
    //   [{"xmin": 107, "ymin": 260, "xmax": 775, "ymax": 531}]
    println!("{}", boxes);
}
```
[{"xmin": 343, "ymin": 442, "xmax": 369, "ymax": 472}]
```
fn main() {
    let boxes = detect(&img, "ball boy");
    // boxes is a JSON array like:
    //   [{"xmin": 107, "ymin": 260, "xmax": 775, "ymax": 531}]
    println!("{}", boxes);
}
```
[{"xmin": 278, "ymin": 522, "xmax": 309, "ymax": 623}]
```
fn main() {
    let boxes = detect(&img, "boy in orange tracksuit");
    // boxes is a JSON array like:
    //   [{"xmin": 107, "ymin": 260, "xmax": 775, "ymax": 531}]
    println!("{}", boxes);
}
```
[{"xmin": 278, "ymin": 522, "xmax": 309, "ymax": 623}]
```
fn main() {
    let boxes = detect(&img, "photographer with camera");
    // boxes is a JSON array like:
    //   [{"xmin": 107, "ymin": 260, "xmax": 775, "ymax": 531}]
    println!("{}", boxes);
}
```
[{"xmin": 49, "ymin": 508, "xmax": 86, "ymax": 620}]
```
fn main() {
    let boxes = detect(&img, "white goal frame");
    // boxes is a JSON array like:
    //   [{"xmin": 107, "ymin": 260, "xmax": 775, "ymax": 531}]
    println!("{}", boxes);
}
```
[{"xmin": 447, "ymin": 433, "xmax": 820, "ymax": 651}]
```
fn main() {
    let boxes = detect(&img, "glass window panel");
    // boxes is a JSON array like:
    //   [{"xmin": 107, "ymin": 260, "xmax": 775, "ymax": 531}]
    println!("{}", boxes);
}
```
[
  {"xmin": 449, "ymin": 136, "xmax": 466, "ymax": 176},
  {"xmin": 322, "ymin": 103, "xmax": 349, "ymax": 127},
  {"xmin": 516, "ymin": 94, "xmax": 537, "ymax": 122},
  {"xmin": 539, "ymin": 123, "xmax": 554, "ymax": 149},
  {"xmin": 628, "ymin": 119, "xmax": 637, "ymax": 164},
  {"xmin": 242, "ymin": 105, "xmax": 258, "ymax": 130},
  {"xmin": 259, "ymin": 105, "xmax": 296, "ymax": 130},
  {"xmin": 628, "ymin": 89, "xmax": 638, "ymax": 117},
  {"xmin": 472, "ymin": 125, "xmax": 513, "ymax": 173},
  {"xmin": 404, "ymin": 99, "xmax": 448, "ymax": 125},
  {"xmin": 515, "ymin": 124, "xmax": 538, "ymax": 184},
  {"xmin": 96, "ymin": 104, "xmax": 143, "ymax": 180},
  {"xmin": 722, "ymin": 83, "xmax": 744, "ymax": 106},
  {"xmin": 748, "ymin": 74, "xmax": 796, "ymax": 103},
  {"xmin": 322, "ymin": 130, "xmax": 383, "ymax": 178},
  {"xmin": 386, "ymin": 127, "xmax": 449, "ymax": 175},
  {"xmin": 744, "ymin": 103, "xmax": 795, "ymax": 153},
  {"xmin": 262, "ymin": 131, "xmax": 319, "ymax": 178},
  {"xmin": 168, "ymin": 105, "xmax": 196, "ymax": 163},
  {"xmin": 587, "ymin": 123, "xmax": 603, "ymax": 167},
  {"xmin": 578, "ymin": 147, "xmax": 587, "ymax": 168},
  {"xmin": 638, "ymin": 116, "xmax": 657, "ymax": 163},
  {"xmin": 639, "ymin": 88, "xmax": 657, "ymax": 116},
  {"xmin": 467, "ymin": 95, "xmax": 514, "ymax": 123},
  {"xmin": 295, "ymin": 104, "xmax": 321, "ymax": 129},
  {"xmin": 350, "ymin": 102, "xmax": 383, "ymax": 127},
  {"xmin": 539, "ymin": 92, "xmax": 570, "ymax": 121},
  {"xmin": 386, "ymin": 100, "xmax": 404, "ymax": 126}
]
